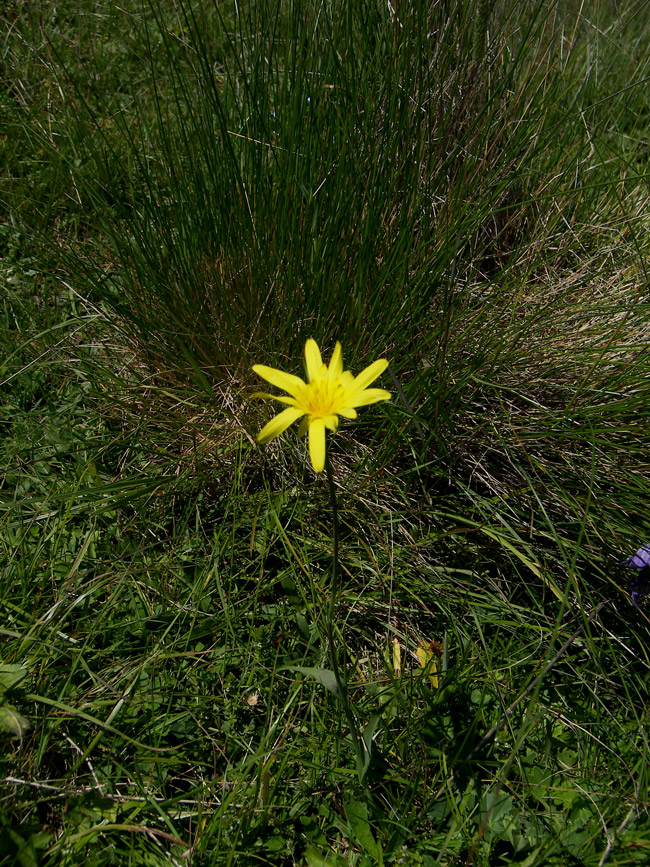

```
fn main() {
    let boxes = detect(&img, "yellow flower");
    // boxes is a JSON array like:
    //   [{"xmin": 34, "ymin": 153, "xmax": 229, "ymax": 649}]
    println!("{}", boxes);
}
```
[{"xmin": 253, "ymin": 339, "xmax": 391, "ymax": 473}]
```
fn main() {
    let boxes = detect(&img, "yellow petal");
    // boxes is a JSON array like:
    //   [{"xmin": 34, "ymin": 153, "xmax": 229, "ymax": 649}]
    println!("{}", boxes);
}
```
[
  {"xmin": 252, "ymin": 392, "xmax": 298, "ymax": 406},
  {"xmin": 328, "ymin": 342, "xmax": 343, "ymax": 379},
  {"xmin": 344, "ymin": 388, "xmax": 391, "ymax": 409},
  {"xmin": 304, "ymin": 339, "xmax": 323, "ymax": 383},
  {"xmin": 308, "ymin": 417, "xmax": 326, "ymax": 472},
  {"xmin": 336, "ymin": 406, "xmax": 358, "ymax": 420},
  {"xmin": 253, "ymin": 364, "xmax": 306, "ymax": 397},
  {"xmin": 353, "ymin": 358, "xmax": 389, "ymax": 391},
  {"xmin": 297, "ymin": 417, "xmax": 309, "ymax": 438},
  {"xmin": 322, "ymin": 414, "xmax": 339, "ymax": 432},
  {"xmin": 257, "ymin": 407, "xmax": 305, "ymax": 444}
]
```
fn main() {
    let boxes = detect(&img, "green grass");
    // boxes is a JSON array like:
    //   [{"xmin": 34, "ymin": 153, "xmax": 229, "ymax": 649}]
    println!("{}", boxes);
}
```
[{"xmin": 2, "ymin": 0, "xmax": 650, "ymax": 864}]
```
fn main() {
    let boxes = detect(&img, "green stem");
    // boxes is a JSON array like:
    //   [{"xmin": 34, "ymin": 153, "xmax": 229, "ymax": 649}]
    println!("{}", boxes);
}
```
[
  {"xmin": 324, "ymin": 453, "xmax": 365, "ymax": 781},
  {"xmin": 473, "ymin": 0, "xmax": 490, "ymax": 65}
]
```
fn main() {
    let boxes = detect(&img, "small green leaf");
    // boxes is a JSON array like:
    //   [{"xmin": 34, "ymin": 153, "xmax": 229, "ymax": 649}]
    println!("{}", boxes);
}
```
[
  {"xmin": 345, "ymin": 800, "xmax": 379, "ymax": 860},
  {"xmin": 0, "ymin": 705, "xmax": 31, "ymax": 739},
  {"xmin": 6, "ymin": 829, "xmax": 38, "ymax": 867},
  {"xmin": 285, "ymin": 666, "xmax": 341, "ymax": 697},
  {"xmin": 299, "ymin": 816, "xmax": 328, "ymax": 847},
  {"xmin": 304, "ymin": 844, "xmax": 348, "ymax": 867},
  {"xmin": 266, "ymin": 834, "xmax": 286, "ymax": 852}
]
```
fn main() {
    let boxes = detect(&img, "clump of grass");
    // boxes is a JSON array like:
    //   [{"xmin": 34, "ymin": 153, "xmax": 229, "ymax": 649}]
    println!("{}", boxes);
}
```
[
  {"xmin": 3, "ymin": 0, "xmax": 650, "ymax": 864},
  {"xmin": 47, "ymin": 1, "xmax": 625, "ymax": 368}
]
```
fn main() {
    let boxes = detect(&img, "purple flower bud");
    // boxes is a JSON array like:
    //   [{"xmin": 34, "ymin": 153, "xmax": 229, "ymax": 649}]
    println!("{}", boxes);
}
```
[
  {"xmin": 619, "ymin": 545, "xmax": 650, "ymax": 569},
  {"xmin": 619, "ymin": 546, "xmax": 650, "ymax": 607}
]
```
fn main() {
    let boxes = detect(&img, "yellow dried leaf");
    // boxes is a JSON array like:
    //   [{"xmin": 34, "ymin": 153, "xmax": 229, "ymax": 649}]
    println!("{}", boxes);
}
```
[
  {"xmin": 416, "ymin": 642, "xmax": 439, "ymax": 688},
  {"xmin": 392, "ymin": 638, "xmax": 402, "ymax": 676}
]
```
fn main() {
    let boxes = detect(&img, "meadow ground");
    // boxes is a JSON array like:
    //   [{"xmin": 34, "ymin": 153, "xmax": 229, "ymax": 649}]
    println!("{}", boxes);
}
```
[{"xmin": 2, "ymin": 1, "xmax": 650, "ymax": 864}]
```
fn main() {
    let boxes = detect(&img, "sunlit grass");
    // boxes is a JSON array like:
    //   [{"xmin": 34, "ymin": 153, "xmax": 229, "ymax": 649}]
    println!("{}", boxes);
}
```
[{"xmin": 2, "ymin": 0, "xmax": 650, "ymax": 864}]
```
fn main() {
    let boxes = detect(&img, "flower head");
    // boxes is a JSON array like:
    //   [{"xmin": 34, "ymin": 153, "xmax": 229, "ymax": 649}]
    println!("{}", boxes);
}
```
[
  {"xmin": 253, "ymin": 339, "xmax": 391, "ymax": 472},
  {"xmin": 619, "ymin": 545, "xmax": 650, "ymax": 570},
  {"xmin": 619, "ymin": 545, "xmax": 650, "ymax": 607}
]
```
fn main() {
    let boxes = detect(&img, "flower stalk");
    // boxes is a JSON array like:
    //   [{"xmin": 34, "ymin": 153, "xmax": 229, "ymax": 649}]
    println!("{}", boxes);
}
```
[{"xmin": 324, "ymin": 453, "xmax": 366, "ymax": 781}]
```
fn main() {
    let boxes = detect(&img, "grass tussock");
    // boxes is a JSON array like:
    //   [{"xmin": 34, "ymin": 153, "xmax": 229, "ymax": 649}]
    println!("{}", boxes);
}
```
[{"xmin": 2, "ymin": 0, "xmax": 650, "ymax": 864}]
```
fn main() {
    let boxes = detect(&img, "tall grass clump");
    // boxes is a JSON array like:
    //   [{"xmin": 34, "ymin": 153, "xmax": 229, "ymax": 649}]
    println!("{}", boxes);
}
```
[
  {"xmin": 53, "ymin": 0, "xmax": 639, "ymax": 370},
  {"xmin": 53, "ymin": 0, "xmax": 650, "ymax": 568},
  {"xmin": 50, "ymin": 0, "xmax": 648, "ymax": 449},
  {"xmin": 3, "ymin": 0, "xmax": 650, "ymax": 863}
]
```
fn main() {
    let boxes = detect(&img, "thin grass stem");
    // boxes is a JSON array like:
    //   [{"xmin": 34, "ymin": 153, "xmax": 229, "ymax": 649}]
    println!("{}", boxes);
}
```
[{"xmin": 324, "ymin": 452, "xmax": 366, "ymax": 783}]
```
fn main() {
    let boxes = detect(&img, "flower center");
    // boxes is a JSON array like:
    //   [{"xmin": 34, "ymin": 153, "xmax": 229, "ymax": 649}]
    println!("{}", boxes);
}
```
[{"xmin": 302, "ymin": 379, "xmax": 345, "ymax": 418}]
